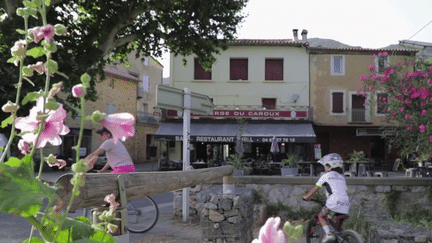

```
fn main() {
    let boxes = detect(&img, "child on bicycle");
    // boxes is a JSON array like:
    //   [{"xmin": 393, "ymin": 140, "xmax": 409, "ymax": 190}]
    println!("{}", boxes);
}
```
[
  {"xmin": 85, "ymin": 127, "xmax": 136, "ymax": 173},
  {"xmin": 303, "ymin": 153, "xmax": 350, "ymax": 243}
]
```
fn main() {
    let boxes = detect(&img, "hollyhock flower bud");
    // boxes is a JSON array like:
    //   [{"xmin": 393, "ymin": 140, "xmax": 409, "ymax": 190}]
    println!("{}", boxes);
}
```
[
  {"xmin": 2, "ymin": 101, "xmax": 19, "ymax": 113},
  {"xmin": 91, "ymin": 110, "xmax": 106, "ymax": 123},
  {"xmin": 72, "ymin": 84, "xmax": 85, "ymax": 98},
  {"xmin": 80, "ymin": 73, "xmax": 91, "ymax": 88},
  {"xmin": 54, "ymin": 24, "xmax": 68, "ymax": 36},
  {"xmin": 10, "ymin": 40, "xmax": 26, "ymax": 66},
  {"xmin": 48, "ymin": 82, "xmax": 63, "ymax": 98}
]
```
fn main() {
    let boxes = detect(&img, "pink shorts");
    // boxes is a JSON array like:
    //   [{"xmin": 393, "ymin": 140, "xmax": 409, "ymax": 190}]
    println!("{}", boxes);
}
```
[{"xmin": 112, "ymin": 164, "xmax": 136, "ymax": 173}]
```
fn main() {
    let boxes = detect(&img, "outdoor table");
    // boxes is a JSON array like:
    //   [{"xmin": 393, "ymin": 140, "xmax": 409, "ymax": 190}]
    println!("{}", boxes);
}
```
[
  {"xmin": 295, "ymin": 161, "xmax": 318, "ymax": 176},
  {"xmin": 191, "ymin": 161, "xmax": 207, "ymax": 169}
]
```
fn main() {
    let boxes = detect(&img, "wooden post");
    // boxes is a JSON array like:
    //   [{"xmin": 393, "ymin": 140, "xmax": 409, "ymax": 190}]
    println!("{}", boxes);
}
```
[
  {"xmin": 223, "ymin": 174, "xmax": 234, "ymax": 194},
  {"xmin": 55, "ymin": 166, "xmax": 233, "ymax": 210}
]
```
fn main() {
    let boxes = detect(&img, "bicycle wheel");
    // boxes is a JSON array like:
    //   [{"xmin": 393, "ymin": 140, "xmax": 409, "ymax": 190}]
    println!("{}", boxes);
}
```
[
  {"xmin": 127, "ymin": 196, "xmax": 159, "ymax": 233},
  {"xmin": 340, "ymin": 229, "xmax": 363, "ymax": 243},
  {"xmin": 306, "ymin": 217, "xmax": 324, "ymax": 243}
]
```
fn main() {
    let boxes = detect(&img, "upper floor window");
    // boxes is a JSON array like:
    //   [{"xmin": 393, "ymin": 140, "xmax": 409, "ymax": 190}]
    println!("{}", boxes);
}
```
[
  {"xmin": 330, "ymin": 90, "xmax": 345, "ymax": 115},
  {"xmin": 331, "ymin": 55, "xmax": 345, "ymax": 76},
  {"xmin": 265, "ymin": 59, "xmax": 283, "ymax": 81},
  {"xmin": 375, "ymin": 55, "xmax": 390, "ymax": 73},
  {"xmin": 376, "ymin": 92, "xmax": 388, "ymax": 115},
  {"xmin": 230, "ymin": 58, "xmax": 248, "ymax": 80},
  {"xmin": 262, "ymin": 98, "xmax": 276, "ymax": 109},
  {"xmin": 194, "ymin": 58, "xmax": 212, "ymax": 80}
]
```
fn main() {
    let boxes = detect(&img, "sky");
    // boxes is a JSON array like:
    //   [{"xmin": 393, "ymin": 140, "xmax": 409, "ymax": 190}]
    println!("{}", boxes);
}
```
[{"xmin": 158, "ymin": 0, "xmax": 432, "ymax": 78}]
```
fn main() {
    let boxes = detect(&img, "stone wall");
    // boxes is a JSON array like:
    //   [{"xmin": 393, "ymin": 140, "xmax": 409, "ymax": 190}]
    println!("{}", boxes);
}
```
[{"xmin": 173, "ymin": 176, "xmax": 432, "ymax": 242}]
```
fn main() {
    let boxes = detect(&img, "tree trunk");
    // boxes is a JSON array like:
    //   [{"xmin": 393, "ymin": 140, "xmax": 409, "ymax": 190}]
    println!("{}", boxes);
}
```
[{"xmin": 55, "ymin": 166, "xmax": 233, "ymax": 210}]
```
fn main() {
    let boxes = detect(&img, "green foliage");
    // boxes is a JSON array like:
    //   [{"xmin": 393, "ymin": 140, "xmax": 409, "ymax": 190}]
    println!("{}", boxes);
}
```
[
  {"xmin": 359, "ymin": 58, "xmax": 432, "ymax": 161},
  {"xmin": 226, "ymin": 153, "xmax": 246, "ymax": 169},
  {"xmin": 281, "ymin": 153, "xmax": 300, "ymax": 168},
  {"xmin": 384, "ymin": 190, "xmax": 401, "ymax": 218},
  {"xmin": 344, "ymin": 208, "xmax": 372, "ymax": 241},
  {"xmin": 395, "ymin": 209, "xmax": 432, "ymax": 230},
  {"xmin": 267, "ymin": 201, "xmax": 318, "ymax": 220},
  {"xmin": 252, "ymin": 190, "xmax": 263, "ymax": 203},
  {"xmin": 347, "ymin": 150, "xmax": 368, "ymax": 166},
  {"xmin": 0, "ymin": 155, "xmax": 56, "ymax": 217},
  {"xmin": 283, "ymin": 221, "xmax": 303, "ymax": 243},
  {"xmin": 0, "ymin": 0, "xmax": 249, "ymax": 124}
]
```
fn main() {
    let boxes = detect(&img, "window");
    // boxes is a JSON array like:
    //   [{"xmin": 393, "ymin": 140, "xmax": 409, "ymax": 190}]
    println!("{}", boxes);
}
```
[
  {"xmin": 230, "ymin": 58, "xmax": 248, "ymax": 80},
  {"xmin": 331, "ymin": 55, "xmax": 345, "ymax": 76},
  {"xmin": 141, "ymin": 75, "xmax": 150, "ymax": 93},
  {"xmin": 330, "ymin": 91, "xmax": 345, "ymax": 115},
  {"xmin": 106, "ymin": 102, "xmax": 116, "ymax": 115},
  {"xmin": 375, "ymin": 55, "xmax": 390, "ymax": 73},
  {"xmin": 349, "ymin": 92, "xmax": 371, "ymax": 123},
  {"xmin": 262, "ymin": 98, "xmax": 276, "ymax": 109},
  {"xmin": 376, "ymin": 93, "xmax": 388, "ymax": 115},
  {"xmin": 194, "ymin": 58, "xmax": 212, "ymax": 80},
  {"xmin": 265, "ymin": 59, "xmax": 283, "ymax": 80}
]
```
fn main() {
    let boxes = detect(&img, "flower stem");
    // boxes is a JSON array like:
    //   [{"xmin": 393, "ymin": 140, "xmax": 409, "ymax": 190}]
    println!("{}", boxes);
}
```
[{"xmin": 0, "ymin": 17, "xmax": 29, "ymax": 164}]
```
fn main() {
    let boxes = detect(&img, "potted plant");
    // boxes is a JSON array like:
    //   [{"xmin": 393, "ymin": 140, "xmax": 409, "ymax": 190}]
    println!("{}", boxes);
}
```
[
  {"xmin": 280, "ymin": 153, "xmax": 300, "ymax": 176},
  {"xmin": 227, "ymin": 153, "xmax": 247, "ymax": 176},
  {"xmin": 347, "ymin": 150, "xmax": 368, "ymax": 173}
]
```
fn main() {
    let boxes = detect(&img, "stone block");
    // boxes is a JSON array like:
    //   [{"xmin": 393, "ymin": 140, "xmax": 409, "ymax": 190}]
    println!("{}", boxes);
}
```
[
  {"xmin": 204, "ymin": 202, "xmax": 218, "ymax": 209},
  {"xmin": 227, "ymin": 215, "xmax": 242, "ymax": 224},
  {"xmin": 415, "ymin": 235, "xmax": 428, "ymax": 242},
  {"xmin": 219, "ymin": 198, "xmax": 233, "ymax": 211},
  {"xmin": 209, "ymin": 209, "xmax": 225, "ymax": 222}
]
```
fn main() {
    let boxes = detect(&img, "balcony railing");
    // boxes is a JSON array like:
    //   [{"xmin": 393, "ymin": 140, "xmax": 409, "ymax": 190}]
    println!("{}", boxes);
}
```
[
  {"xmin": 349, "ymin": 108, "xmax": 372, "ymax": 123},
  {"xmin": 137, "ymin": 111, "xmax": 159, "ymax": 124}
]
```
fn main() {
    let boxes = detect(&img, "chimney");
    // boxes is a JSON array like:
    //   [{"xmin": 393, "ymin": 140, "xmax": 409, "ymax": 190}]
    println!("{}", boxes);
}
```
[
  {"xmin": 292, "ymin": 29, "xmax": 299, "ymax": 41},
  {"xmin": 301, "ymin": 29, "xmax": 308, "ymax": 41}
]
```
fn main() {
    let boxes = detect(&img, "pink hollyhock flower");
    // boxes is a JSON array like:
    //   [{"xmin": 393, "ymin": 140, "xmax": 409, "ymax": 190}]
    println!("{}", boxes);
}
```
[
  {"xmin": 419, "ymin": 125, "xmax": 425, "ymax": 133},
  {"xmin": 407, "ymin": 125, "xmax": 413, "ymax": 131},
  {"xmin": 15, "ymin": 97, "xmax": 70, "ymax": 148},
  {"xmin": 421, "ymin": 110, "xmax": 427, "ymax": 116},
  {"xmin": 18, "ymin": 139, "xmax": 31, "ymax": 154},
  {"xmin": 405, "ymin": 114, "xmax": 412, "ymax": 119},
  {"xmin": 252, "ymin": 217, "xmax": 285, "ymax": 243},
  {"xmin": 104, "ymin": 193, "xmax": 120, "ymax": 214},
  {"xmin": 368, "ymin": 65, "xmax": 376, "ymax": 72},
  {"xmin": 100, "ymin": 113, "xmax": 135, "ymax": 143},
  {"xmin": 72, "ymin": 84, "xmax": 85, "ymax": 98},
  {"xmin": 29, "ymin": 61, "xmax": 46, "ymax": 75},
  {"xmin": 33, "ymin": 25, "xmax": 55, "ymax": 44}
]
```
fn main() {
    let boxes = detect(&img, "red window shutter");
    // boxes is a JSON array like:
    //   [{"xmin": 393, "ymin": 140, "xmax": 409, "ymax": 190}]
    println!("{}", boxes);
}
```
[
  {"xmin": 230, "ymin": 59, "xmax": 248, "ymax": 80},
  {"xmin": 262, "ymin": 98, "xmax": 276, "ymax": 109},
  {"xmin": 194, "ymin": 58, "xmax": 212, "ymax": 80},
  {"xmin": 265, "ymin": 59, "xmax": 283, "ymax": 80},
  {"xmin": 332, "ymin": 92, "xmax": 344, "ymax": 113}
]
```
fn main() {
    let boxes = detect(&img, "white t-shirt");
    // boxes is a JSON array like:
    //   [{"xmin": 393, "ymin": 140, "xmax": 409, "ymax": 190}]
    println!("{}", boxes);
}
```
[
  {"xmin": 100, "ymin": 138, "xmax": 134, "ymax": 169},
  {"xmin": 316, "ymin": 171, "xmax": 350, "ymax": 214}
]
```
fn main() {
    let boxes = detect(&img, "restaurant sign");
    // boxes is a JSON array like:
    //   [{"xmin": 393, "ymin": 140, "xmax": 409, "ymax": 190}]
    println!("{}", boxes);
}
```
[
  {"xmin": 166, "ymin": 109, "xmax": 307, "ymax": 118},
  {"xmin": 155, "ymin": 135, "xmax": 314, "ymax": 143}
]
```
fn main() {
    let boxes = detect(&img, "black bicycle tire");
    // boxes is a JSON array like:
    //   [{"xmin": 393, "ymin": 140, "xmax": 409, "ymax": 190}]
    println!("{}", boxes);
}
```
[
  {"xmin": 306, "ymin": 217, "xmax": 324, "ymax": 243},
  {"xmin": 340, "ymin": 229, "xmax": 363, "ymax": 243},
  {"xmin": 127, "ymin": 196, "xmax": 159, "ymax": 233}
]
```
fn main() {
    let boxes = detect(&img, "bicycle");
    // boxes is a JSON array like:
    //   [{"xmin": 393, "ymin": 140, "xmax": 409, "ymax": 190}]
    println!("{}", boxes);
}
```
[
  {"xmin": 305, "ymin": 198, "xmax": 363, "ymax": 243},
  {"xmin": 79, "ymin": 169, "xmax": 159, "ymax": 233}
]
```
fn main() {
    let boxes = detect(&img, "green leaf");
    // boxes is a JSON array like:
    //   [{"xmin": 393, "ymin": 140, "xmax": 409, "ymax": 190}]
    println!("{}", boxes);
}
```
[
  {"xmin": 22, "ymin": 91, "xmax": 41, "ymax": 105},
  {"xmin": 0, "ymin": 155, "xmax": 56, "ymax": 217},
  {"xmin": 55, "ymin": 71, "xmax": 69, "ymax": 79},
  {"xmin": 45, "ymin": 100, "xmax": 59, "ymax": 110},
  {"xmin": 1, "ymin": 115, "xmax": 13, "ymax": 128},
  {"xmin": 22, "ymin": 237, "xmax": 44, "ymax": 243},
  {"xmin": 26, "ymin": 47, "xmax": 46, "ymax": 58},
  {"xmin": 16, "ymin": 29, "xmax": 27, "ymax": 35},
  {"xmin": 7, "ymin": 57, "xmax": 15, "ymax": 64},
  {"xmin": 54, "ymin": 216, "xmax": 115, "ymax": 243},
  {"xmin": 23, "ymin": 0, "xmax": 40, "ymax": 8},
  {"xmin": 45, "ymin": 0, "xmax": 51, "ymax": 6},
  {"xmin": 0, "ymin": 147, "xmax": 4, "ymax": 152}
]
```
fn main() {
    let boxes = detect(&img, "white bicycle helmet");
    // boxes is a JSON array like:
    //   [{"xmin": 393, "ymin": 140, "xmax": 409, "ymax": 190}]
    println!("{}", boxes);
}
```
[{"xmin": 318, "ymin": 153, "xmax": 343, "ymax": 169}]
